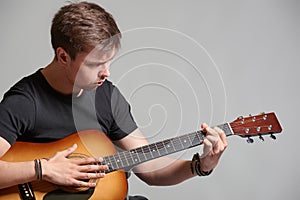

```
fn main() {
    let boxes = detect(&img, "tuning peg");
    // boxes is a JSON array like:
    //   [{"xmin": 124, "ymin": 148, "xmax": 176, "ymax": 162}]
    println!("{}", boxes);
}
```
[
  {"xmin": 246, "ymin": 137, "xmax": 254, "ymax": 144},
  {"xmin": 259, "ymin": 135, "xmax": 264, "ymax": 142},
  {"xmin": 270, "ymin": 134, "xmax": 276, "ymax": 140}
]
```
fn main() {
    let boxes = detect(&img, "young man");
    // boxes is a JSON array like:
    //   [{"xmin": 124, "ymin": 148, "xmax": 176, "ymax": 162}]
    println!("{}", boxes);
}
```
[{"xmin": 0, "ymin": 1, "xmax": 227, "ymax": 199}]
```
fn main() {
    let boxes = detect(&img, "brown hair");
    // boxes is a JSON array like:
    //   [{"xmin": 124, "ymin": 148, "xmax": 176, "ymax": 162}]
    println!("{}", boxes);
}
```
[{"xmin": 51, "ymin": 1, "xmax": 121, "ymax": 60}]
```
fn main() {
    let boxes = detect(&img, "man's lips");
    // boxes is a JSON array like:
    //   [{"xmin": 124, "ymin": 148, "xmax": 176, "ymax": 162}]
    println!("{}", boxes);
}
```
[{"xmin": 97, "ymin": 80, "xmax": 105, "ymax": 85}]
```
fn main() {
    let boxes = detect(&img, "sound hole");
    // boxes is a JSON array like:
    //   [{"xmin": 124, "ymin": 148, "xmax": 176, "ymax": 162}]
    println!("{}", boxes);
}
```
[{"xmin": 61, "ymin": 153, "xmax": 98, "ymax": 193}]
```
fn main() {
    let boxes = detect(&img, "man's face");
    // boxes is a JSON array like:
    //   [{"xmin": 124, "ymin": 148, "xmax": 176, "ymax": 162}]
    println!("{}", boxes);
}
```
[{"xmin": 67, "ymin": 48, "xmax": 116, "ymax": 92}]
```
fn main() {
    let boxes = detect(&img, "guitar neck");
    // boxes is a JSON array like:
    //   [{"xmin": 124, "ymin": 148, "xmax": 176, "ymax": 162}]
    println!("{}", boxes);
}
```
[{"xmin": 103, "ymin": 123, "xmax": 233, "ymax": 172}]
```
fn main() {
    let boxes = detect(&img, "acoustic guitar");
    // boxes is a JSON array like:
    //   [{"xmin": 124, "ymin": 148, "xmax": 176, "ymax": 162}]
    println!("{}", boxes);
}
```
[{"xmin": 0, "ymin": 112, "xmax": 282, "ymax": 200}]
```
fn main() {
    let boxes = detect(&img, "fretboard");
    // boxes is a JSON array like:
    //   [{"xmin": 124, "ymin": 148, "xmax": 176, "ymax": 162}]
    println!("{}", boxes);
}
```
[{"xmin": 102, "ymin": 123, "xmax": 233, "ymax": 173}]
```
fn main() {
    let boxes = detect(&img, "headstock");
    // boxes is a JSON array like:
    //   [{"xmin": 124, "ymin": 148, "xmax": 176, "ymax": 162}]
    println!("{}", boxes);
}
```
[{"xmin": 229, "ymin": 112, "xmax": 282, "ymax": 143}]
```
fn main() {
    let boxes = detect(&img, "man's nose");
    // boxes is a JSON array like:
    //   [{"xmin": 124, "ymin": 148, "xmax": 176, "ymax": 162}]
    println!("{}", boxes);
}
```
[
  {"xmin": 102, "ymin": 67, "xmax": 110, "ymax": 77},
  {"xmin": 99, "ymin": 65, "xmax": 110, "ymax": 78}
]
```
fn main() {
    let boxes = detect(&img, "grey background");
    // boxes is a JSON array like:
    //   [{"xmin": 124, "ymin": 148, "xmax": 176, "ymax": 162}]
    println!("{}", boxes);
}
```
[{"xmin": 0, "ymin": 0, "xmax": 299, "ymax": 199}]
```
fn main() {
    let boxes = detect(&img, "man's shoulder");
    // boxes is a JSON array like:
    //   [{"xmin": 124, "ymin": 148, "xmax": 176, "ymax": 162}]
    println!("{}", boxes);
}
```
[
  {"xmin": 2, "ymin": 69, "xmax": 44, "ymax": 102},
  {"xmin": 9, "ymin": 69, "xmax": 42, "ymax": 91}
]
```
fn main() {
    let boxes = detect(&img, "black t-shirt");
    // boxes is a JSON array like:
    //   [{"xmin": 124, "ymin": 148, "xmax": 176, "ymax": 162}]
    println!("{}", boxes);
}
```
[{"xmin": 0, "ymin": 69, "xmax": 137, "ymax": 145}]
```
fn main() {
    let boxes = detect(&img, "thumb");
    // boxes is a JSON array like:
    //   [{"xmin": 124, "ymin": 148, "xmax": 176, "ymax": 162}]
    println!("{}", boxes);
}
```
[{"xmin": 60, "ymin": 144, "xmax": 77, "ymax": 157}]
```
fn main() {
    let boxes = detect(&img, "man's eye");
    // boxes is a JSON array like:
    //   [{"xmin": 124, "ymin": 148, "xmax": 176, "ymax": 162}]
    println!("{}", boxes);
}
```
[
  {"xmin": 86, "ymin": 63, "xmax": 102, "ymax": 67},
  {"xmin": 87, "ymin": 64, "xmax": 98, "ymax": 67}
]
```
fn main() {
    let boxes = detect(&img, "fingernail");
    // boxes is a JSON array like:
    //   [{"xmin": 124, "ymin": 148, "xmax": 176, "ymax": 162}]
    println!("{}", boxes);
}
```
[{"xmin": 90, "ymin": 183, "xmax": 97, "ymax": 187}]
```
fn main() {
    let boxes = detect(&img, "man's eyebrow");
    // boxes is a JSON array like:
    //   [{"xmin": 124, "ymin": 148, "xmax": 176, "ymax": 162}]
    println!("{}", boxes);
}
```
[
  {"xmin": 84, "ymin": 57, "xmax": 114, "ymax": 65},
  {"xmin": 84, "ymin": 60, "xmax": 106, "ymax": 65}
]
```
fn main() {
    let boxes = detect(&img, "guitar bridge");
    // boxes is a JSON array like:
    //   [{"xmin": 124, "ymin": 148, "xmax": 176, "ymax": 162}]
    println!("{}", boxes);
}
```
[{"xmin": 18, "ymin": 183, "xmax": 36, "ymax": 200}]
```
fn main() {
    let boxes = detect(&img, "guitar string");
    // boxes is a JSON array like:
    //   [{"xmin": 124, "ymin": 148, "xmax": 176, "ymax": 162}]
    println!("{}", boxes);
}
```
[{"xmin": 105, "ymin": 131, "xmax": 204, "ymax": 171}]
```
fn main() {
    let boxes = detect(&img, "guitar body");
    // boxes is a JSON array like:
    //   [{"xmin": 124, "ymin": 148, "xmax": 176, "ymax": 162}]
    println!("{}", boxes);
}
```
[{"xmin": 0, "ymin": 130, "xmax": 128, "ymax": 200}]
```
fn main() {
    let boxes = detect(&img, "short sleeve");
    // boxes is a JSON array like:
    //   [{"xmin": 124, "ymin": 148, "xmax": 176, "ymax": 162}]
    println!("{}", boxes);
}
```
[
  {"xmin": 110, "ymin": 86, "xmax": 137, "ymax": 139},
  {"xmin": 0, "ymin": 93, "xmax": 35, "ymax": 145}
]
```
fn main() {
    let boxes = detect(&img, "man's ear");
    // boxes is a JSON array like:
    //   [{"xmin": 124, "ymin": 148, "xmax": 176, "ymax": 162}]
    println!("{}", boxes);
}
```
[{"xmin": 56, "ymin": 47, "xmax": 70, "ymax": 64}]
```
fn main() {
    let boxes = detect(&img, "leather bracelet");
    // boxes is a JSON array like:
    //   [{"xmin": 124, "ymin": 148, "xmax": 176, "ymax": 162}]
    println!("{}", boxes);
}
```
[
  {"xmin": 191, "ymin": 153, "xmax": 213, "ymax": 176},
  {"xmin": 34, "ymin": 159, "xmax": 42, "ymax": 180}
]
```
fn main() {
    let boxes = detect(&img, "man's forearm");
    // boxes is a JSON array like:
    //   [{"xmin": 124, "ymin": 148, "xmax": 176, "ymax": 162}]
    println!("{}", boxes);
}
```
[
  {"xmin": 133, "ymin": 157, "xmax": 195, "ymax": 186},
  {"xmin": 0, "ymin": 160, "xmax": 36, "ymax": 189}
]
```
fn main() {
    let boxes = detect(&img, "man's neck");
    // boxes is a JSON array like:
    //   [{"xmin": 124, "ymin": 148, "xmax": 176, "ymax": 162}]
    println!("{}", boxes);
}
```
[{"xmin": 41, "ymin": 60, "xmax": 81, "ymax": 96}]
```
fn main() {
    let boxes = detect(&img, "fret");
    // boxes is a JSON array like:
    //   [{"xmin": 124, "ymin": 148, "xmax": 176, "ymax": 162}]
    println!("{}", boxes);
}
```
[
  {"xmin": 102, "ymin": 157, "xmax": 111, "ymax": 172},
  {"xmin": 174, "ymin": 137, "xmax": 184, "ymax": 151},
  {"xmin": 154, "ymin": 143, "xmax": 161, "ymax": 156},
  {"xmin": 190, "ymin": 131, "xmax": 202, "ymax": 146},
  {"xmin": 172, "ymin": 134, "xmax": 193, "ymax": 152},
  {"xmin": 149, "ymin": 143, "xmax": 160, "ymax": 158},
  {"xmin": 129, "ymin": 149, "xmax": 141, "ymax": 164},
  {"xmin": 119, "ymin": 151, "xmax": 129, "ymax": 167},
  {"xmin": 124, "ymin": 151, "xmax": 135, "ymax": 167},
  {"xmin": 180, "ymin": 134, "xmax": 193, "ymax": 149},
  {"xmin": 107, "ymin": 156, "xmax": 115, "ymax": 170},
  {"xmin": 142, "ymin": 144, "xmax": 154, "ymax": 160},
  {"xmin": 186, "ymin": 133, "xmax": 193, "ymax": 147},
  {"xmin": 137, "ymin": 146, "xmax": 147, "ymax": 162},
  {"xmin": 163, "ymin": 139, "xmax": 173, "ymax": 154},
  {"xmin": 195, "ymin": 130, "xmax": 205, "ymax": 144},
  {"xmin": 179, "ymin": 137, "xmax": 187, "ymax": 150},
  {"xmin": 170, "ymin": 138, "xmax": 177, "ymax": 152},
  {"xmin": 156, "ymin": 141, "xmax": 168, "ymax": 156},
  {"xmin": 217, "ymin": 123, "xmax": 233, "ymax": 136},
  {"xmin": 102, "ymin": 155, "xmax": 118, "ymax": 172},
  {"xmin": 114, "ymin": 153, "xmax": 124, "ymax": 169}
]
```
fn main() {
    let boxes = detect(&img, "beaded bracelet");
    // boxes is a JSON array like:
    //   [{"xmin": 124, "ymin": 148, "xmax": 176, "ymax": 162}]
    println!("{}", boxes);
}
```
[{"xmin": 191, "ymin": 153, "xmax": 213, "ymax": 176}]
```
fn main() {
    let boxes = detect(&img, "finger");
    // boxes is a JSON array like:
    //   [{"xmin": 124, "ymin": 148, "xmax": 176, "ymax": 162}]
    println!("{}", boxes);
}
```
[
  {"xmin": 201, "ymin": 123, "xmax": 209, "ymax": 132},
  {"xmin": 218, "ymin": 128, "xmax": 228, "ymax": 147},
  {"xmin": 206, "ymin": 127, "xmax": 226, "ymax": 154},
  {"xmin": 201, "ymin": 138, "xmax": 213, "ymax": 158},
  {"xmin": 205, "ymin": 127, "xmax": 219, "ymax": 145},
  {"xmin": 205, "ymin": 134, "xmax": 218, "ymax": 145},
  {"xmin": 73, "ymin": 157, "xmax": 102, "ymax": 165},
  {"xmin": 77, "ymin": 171, "xmax": 106, "ymax": 180},
  {"xmin": 78, "ymin": 164, "xmax": 109, "ymax": 172},
  {"xmin": 206, "ymin": 126, "xmax": 219, "ymax": 136},
  {"xmin": 200, "ymin": 124, "xmax": 227, "ymax": 156},
  {"xmin": 74, "ymin": 157, "xmax": 108, "ymax": 170},
  {"xmin": 71, "ymin": 178, "xmax": 98, "ymax": 188},
  {"xmin": 212, "ymin": 127, "xmax": 227, "ymax": 152}
]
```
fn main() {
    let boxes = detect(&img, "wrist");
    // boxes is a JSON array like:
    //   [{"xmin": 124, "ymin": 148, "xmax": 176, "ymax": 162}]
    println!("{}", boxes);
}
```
[{"xmin": 40, "ymin": 158, "xmax": 49, "ymax": 181}]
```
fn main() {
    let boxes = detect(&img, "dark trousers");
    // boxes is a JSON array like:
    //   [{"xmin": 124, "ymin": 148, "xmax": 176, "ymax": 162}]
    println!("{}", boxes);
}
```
[{"xmin": 127, "ymin": 195, "xmax": 149, "ymax": 200}]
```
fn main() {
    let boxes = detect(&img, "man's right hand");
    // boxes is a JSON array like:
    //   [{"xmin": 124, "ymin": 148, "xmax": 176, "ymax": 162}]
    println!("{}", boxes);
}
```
[{"xmin": 41, "ymin": 144, "xmax": 108, "ymax": 188}]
